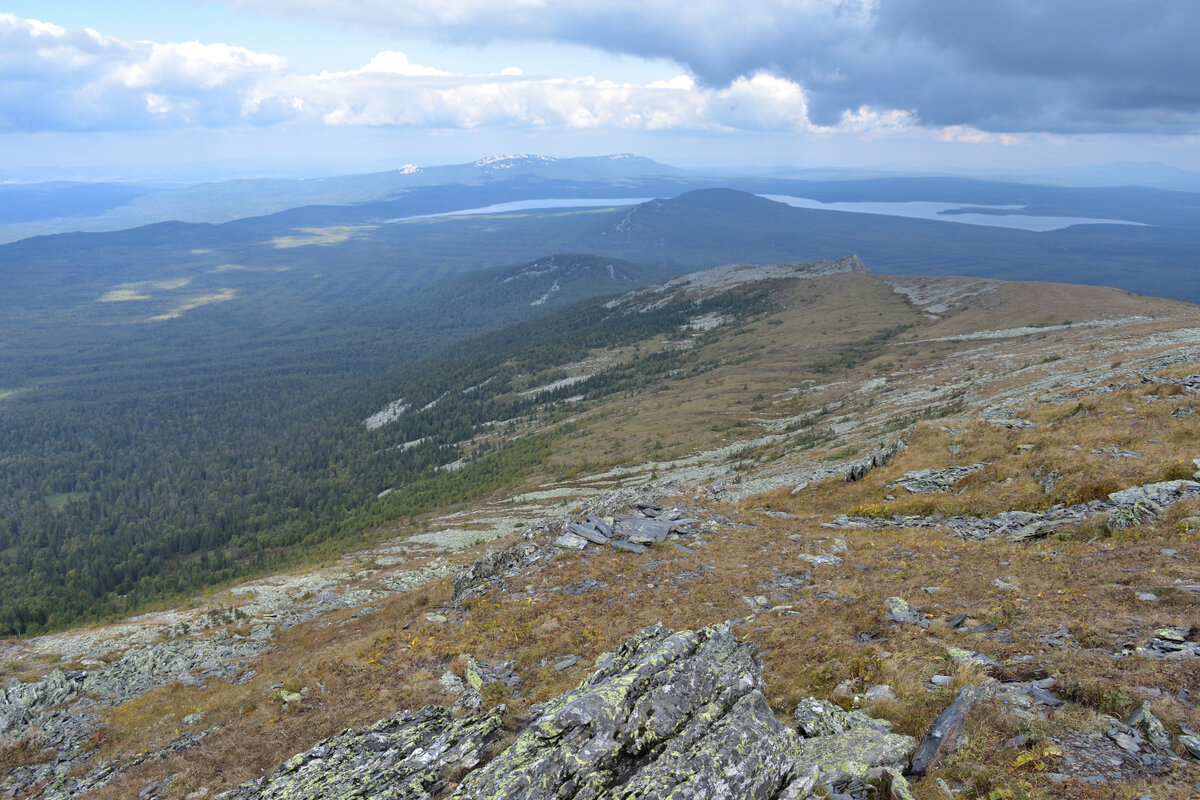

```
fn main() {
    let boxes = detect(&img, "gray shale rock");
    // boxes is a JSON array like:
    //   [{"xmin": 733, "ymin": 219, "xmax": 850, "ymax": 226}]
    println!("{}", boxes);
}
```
[
  {"xmin": 910, "ymin": 685, "xmax": 989, "ymax": 775},
  {"xmin": 614, "ymin": 517, "xmax": 675, "ymax": 545},
  {"xmin": 25, "ymin": 730, "xmax": 209, "ymax": 800},
  {"xmin": 796, "ymin": 728, "xmax": 916, "ymax": 790},
  {"xmin": 884, "ymin": 597, "xmax": 922, "ymax": 625},
  {"xmin": 1180, "ymin": 724, "xmax": 1200, "ymax": 761},
  {"xmin": 231, "ymin": 706, "xmax": 505, "ymax": 799},
  {"xmin": 453, "ymin": 541, "xmax": 543, "ymax": 601},
  {"xmin": 845, "ymin": 439, "xmax": 907, "ymax": 482},
  {"xmin": 0, "ymin": 632, "xmax": 264, "ymax": 798},
  {"xmin": 1127, "ymin": 701, "xmax": 1173, "ymax": 753},
  {"xmin": 829, "ymin": 479, "xmax": 1200, "ymax": 542},
  {"xmin": 891, "ymin": 464, "xmax": 987, "ymax": 494},
  {"xmin": 1, "ymin": 632, "xmax": 262, "ymax": 738}
]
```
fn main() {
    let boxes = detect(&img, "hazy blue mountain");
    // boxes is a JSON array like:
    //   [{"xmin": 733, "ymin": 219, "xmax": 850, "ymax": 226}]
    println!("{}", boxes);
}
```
[
  {"xmin": 1036, "ymin": 161, "xmax": 1200, "ymax": 192},
  {"xmin": 0, "ymin": 181, "xmax": 158, "ymax": 224},
  {"xmin": 0, "ymin": 154, "xmax": 690, "ymax": 242}
]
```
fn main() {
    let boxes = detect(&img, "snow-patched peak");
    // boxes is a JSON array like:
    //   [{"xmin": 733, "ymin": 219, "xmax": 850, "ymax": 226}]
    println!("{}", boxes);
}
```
[
  {"xmin": 474, "ymin": 154, "xmax": 557, "ymax": 169},
  {"xmin": 397, "ymin": 163, "xmax": 421, "ymax": 174}
]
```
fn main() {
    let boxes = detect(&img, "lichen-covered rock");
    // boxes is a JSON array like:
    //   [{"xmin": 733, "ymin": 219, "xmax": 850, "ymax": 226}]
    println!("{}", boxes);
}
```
[
  {"xmin": 232, "ymin": 624, "xmax": 917, "ymax": 800},
  {"xmin": 451, "ymin": 622, "xmax": 806, "ymax": 799},
  {"xmin": 453, "ymin": 541, "xmax": 544, "ymax": 602},
  {"xmin": 794, "ymin": 727, "xmax": 917, "ymax": 789},
  {"xmin": 793, "ymin": 697, "xmax": 892, "ymax": 738},
  {"xmin": 27, "ymin": 730, "xmax": 208, "ymax": 800},
  {"xmin": 1, "ymin": 633, "xmax": 262, "ymax": 799},
  {"xmin": 1180, "ymin": 725, "xmax": 1200, "ymax": 762},
  {"xmin": 884, "ymin": 597, "xmax": 921, "ymax": 625},
  {"xmin": 1127, "ymin": 701, "xmax": 1172, "ymax": 752},
  {"xmin": 230, "ymin": 705, "xmax": 505, "ymax": 799}
]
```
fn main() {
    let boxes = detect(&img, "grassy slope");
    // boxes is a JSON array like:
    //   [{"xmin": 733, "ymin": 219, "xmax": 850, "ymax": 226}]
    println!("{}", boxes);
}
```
[{"xmin": 54, "ymin": 269, "xmax": 1200, "ymax": 800}]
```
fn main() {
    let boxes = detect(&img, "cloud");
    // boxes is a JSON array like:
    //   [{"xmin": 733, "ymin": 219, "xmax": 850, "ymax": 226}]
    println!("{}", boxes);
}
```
[
  {"xmin": 2, "ymin": 12, "xmax": 915, "ymax": 139},
  {"xmin": 0, "ymin": 13, "xmax": 285, "ymax": 130},
  {"xmin": 210, "ymin": 0, "xmax": 1200, "ymax": 134}
]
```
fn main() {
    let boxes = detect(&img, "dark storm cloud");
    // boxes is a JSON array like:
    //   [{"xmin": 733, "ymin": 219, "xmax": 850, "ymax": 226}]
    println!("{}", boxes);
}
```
[{"xmin": 220, "ymin": 0, "xmax": 1200, "ymax": 133}]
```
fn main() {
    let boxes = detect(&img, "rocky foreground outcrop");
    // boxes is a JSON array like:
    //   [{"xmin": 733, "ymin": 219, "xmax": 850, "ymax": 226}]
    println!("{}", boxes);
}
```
[
  {"xmin": 1, "ymin": 633, "xmax": 264, "ymax": 798},
  {"xmin": 232, "ymin": 623, "xmax": 917, "ymax": 800}
]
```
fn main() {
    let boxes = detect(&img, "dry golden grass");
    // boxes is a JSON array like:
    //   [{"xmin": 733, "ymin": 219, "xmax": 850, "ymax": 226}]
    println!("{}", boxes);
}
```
[
  {"xmin": 542, "ymin": 272, "xmax": 918, "ymax": 471},
  {"xmin": 757, "ymin": 372, "xmax": 1200, "ymax": 522},
  {"xmin": 21, "ymin": 276, "xmax": 1200, "ymax": 798},
  {"xmin": 61, "ymin": 492, "xmax": 1200, "ymax": 798}
]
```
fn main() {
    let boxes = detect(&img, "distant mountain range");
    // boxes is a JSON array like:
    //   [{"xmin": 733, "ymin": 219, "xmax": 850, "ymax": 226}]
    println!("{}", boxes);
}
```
[
  {"xmin": 0, "ymin": 154, "xmax": 690, "ymax": 240},
  {"xmin": 7, "ymin": 153, "xmax": 1200, "ymax": 244}
]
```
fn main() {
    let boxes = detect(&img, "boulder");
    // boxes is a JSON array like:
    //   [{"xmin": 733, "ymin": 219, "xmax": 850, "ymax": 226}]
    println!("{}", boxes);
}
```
[
  {"xmin": 614, "ymin": 517, "xmax": 674, "ymax": 544},
  {"xmin": 566, "ymin": 522, "xmax": 611, "ymax": 545},
  {"xmin": 554, "ymin": 532, "xmax": 589, "ymax": 550},
  {"xmin": 865, "ymin": 685, "xmax": 898, "ymax": 704},
  {"xmin": 795, "ymin": 728, "xmax": 917, "ymax": 789},
  {"xmin": 884, "ymin": 597, "xmax": 921, "ymax": 625},
  {"xmin": 586, "ymin": 515, "xmax": 614, "ymax": 538},
  {"xmin": 793, "ymin": 697, "xmax": 892, "ymax": 738}
]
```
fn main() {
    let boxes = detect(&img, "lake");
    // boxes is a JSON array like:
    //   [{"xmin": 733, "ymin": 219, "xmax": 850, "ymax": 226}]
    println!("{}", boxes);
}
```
[
  {"xmin": 387, "ymin": 194, "xmax": 1145, "ymax": 232},
  {"xmin": 759, "ymin": 195, "xmax": 1144, "ymax": 232}
]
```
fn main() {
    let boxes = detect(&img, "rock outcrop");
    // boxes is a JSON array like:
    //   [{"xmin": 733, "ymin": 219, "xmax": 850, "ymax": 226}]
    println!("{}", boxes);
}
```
[
  {"xmin": 451, "ymin": 622, "xmax": 806, "ymax": 799},
  {"xmin": 828, "ymin": 478, "xmax": 1200, "ymax": 541},
  {"xmin": 231, "ymin": 706, "xmax": 505, "ymax": 799},
  {"xmin": 845, "ymin": 439, "xmax": 906, "ymax": 482},
  {"xmin": 0, "ymin": 633, "xmax": 264, "ymax": 798},
  {"xmin": 235, "ymin": 624, "xmax": 917, "ymax": 800},
  {"xmin": 889, "ymin": 464, "xmax": 987, "ymax": 494}
]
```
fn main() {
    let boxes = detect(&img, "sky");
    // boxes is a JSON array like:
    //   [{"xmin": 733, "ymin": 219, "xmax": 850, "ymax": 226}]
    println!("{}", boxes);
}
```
[{"xmin": 3, "ymin": 1, "xmax": 1200, "ymax": 181}]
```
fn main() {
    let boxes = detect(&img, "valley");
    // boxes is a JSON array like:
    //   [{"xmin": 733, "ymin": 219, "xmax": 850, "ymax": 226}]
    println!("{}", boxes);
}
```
[
  {"xmin": 4, "ymin": 165, "xmax": 1200, "ymax": 638},
  {"xmin": 1, "ymin": 256, "xmax": 1198, "ymax": 799},
  {"xmin": 6, "ymin": 2, "xmax": 1200, "ymax": 797}
]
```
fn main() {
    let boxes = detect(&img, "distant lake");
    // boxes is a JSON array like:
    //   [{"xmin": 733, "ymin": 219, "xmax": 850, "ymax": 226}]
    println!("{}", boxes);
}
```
[
  {"xmin": 385, "ymin": 197, "xmax": 654, "ymax": 223},
  {"xmin": 759, "ymin": 195, "xmax": 1145, "ymax": 232},
  {"xmin": 386, "ymin": 194, "xmax": 1146, "ymax": 232}
]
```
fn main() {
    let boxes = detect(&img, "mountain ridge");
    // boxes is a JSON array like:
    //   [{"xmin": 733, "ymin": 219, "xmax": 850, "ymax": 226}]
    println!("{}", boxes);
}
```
[{"xmin": 2, "ymin": 259, "xmax": 1200, "ymax": 797}]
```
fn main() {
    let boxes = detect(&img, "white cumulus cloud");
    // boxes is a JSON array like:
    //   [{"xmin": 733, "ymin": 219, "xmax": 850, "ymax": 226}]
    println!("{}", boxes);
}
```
[
  {"xmin": 0, "ymin": 13, "xmax": 285, "ymax": 129},
  {"xmin": 0, "ymin": 13, "xmax": 919, "ymax": 140}
]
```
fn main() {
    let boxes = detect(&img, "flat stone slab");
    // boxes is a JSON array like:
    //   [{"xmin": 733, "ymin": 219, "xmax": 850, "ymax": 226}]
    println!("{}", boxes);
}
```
[
  {"xmin": 614, "ymin": 517, "xmax": 674, "ymax": 544},
  {"xmin": 566, "ymin": 522, "xmax": 610, "ymax": 544}
]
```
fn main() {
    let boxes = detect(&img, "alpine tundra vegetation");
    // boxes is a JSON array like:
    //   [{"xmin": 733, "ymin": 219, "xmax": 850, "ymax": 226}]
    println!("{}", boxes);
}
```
[
  {"xmin": 3, "ymin": 255, "xmax": 1200, "ymax": 799},
  {"xmin": 5, "ymin": 1, "xmax": 1200, "ymax": 797}
]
